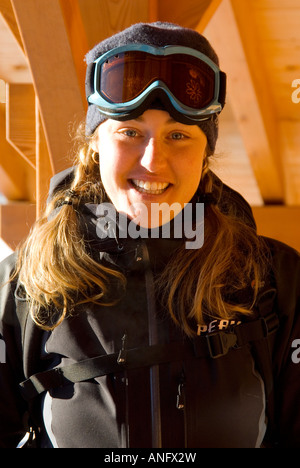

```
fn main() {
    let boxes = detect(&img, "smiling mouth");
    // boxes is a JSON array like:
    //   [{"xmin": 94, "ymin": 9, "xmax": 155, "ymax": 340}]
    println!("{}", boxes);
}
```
[{"xmin": 130, "ymin": 179, "xmax": 171, "ymax": 195}]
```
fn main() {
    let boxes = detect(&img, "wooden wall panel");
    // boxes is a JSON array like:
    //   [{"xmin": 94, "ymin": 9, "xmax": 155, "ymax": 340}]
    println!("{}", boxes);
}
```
[
  {"xmin": 0, "ymin": 202, "xmax": 36, "ymax": 249},
  {"xmin": 0, "ymin": 103, "xmax": 35, "ymax": 201},
  {"xmin": 6, "ymin": 83, "xmax": 36, "ymax": 168},
  {"xmin": 11, "ymin": 0, "xmax": 86, "ymax": 175},
  {"xmin": 253, "ymin": 206, "xmax": 300, "ymax": 252},
  {"xmin": 157, "ymin": 0, "xmax": 213, "ymax": 29},
  {"xmin": 279, "ymin": 121, "xmax": 300, "ymax": 205},
  {"xmin": 77, "ymin": 0, "xmax": 150, "ymax": 48},
  {"xmin": 205, "ymin": 0, "xmax": 284, "ymax": 204}
]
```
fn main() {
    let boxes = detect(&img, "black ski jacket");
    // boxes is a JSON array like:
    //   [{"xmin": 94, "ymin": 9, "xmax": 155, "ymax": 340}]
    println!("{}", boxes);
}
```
[{"xmin": 0, "ymin": 169, "xmax": 299, "ymax": 448}]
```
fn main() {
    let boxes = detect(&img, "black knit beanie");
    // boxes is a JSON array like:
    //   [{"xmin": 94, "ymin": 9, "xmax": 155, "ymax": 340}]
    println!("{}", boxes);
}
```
[{"xmin": 85, "ymin": 22, "xmax": 225, "ymax": 155}]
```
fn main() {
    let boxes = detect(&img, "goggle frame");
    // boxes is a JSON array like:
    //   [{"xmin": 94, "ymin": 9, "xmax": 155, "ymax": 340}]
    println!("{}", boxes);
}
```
[{"xmin": 87, "ymin": 44, "xmax": 226, "ymax": 122}]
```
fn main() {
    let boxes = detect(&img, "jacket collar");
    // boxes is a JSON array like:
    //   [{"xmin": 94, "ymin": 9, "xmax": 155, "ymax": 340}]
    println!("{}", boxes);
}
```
[{"xmin": 47, "ymin": 166, "xmax": 257, "ymax": 260}]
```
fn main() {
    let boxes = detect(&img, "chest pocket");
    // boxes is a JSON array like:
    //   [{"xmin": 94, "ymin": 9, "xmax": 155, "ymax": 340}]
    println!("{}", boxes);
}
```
[{"xmin": 181, "ymin": 346, "xmax": 267, "ymax": 447}]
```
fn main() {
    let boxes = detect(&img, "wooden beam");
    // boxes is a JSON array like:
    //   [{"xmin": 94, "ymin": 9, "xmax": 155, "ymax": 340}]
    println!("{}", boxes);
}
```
[
  {"xmin": 252, "ymin": 206, "xmax": 300, "ymax": 253},
  {"xmin": 11, "ymin": 0, "xmax": 86, "ymax": 175},
  {"xmin": 0, "ymin": 0, "xmax": 24, "ymax": 51},
  {"xmin": 0, "ymin": 11, "xmax": 31, "ymax": 83},
  {"xmin": 204, "ymin": 0, "xmax": 284, "ymax": 204},
  {"xmin": 36, "ymin": 98, "xmax": 54, "ymax": 217},
  {"xmin": 195, "ymin": 0, "xmax": 223, "ymax": 32},
  {"xmin": 6, "ymin": 83, "xmax": 36, "ymax": 169},
  {"xmin": 0, "ymin": 202, "xmax": 36, "ymax": 250},
  {"xmin": 59, "ymin": 0, "xmax": 89, "ymax": 107},
  {"xmin": 0, "ymin": 78, "xmax": 4, "ymax": 102}
]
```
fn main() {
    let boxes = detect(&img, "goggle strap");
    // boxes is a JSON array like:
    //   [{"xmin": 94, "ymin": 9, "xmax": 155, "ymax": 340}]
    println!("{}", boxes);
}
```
[
  {"xmin": 86, "ymin": 62, "xmax": 96, "ymax": 97},
  {"xmin": 219, "ymin": 71, "xmax": 227, "ymax": 108}
]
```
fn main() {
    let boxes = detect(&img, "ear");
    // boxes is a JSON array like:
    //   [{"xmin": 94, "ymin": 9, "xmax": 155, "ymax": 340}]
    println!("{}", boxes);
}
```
[
  {"xmin": 90, "ymin": 135, "xmax": 99, "ymax": 154},
  {"xmin": 201, "ymin": 154, "xmax": 209, "ymax": 176},
  {"xmin": 91, "ymin": 151, "xmax": 99, "ymax": 164}
]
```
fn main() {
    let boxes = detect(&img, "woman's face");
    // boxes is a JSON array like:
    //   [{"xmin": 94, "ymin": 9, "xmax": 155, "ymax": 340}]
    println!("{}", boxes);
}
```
[{"xmin": 92, "ymin": 109, "xmax": 207, "ymax": 227}]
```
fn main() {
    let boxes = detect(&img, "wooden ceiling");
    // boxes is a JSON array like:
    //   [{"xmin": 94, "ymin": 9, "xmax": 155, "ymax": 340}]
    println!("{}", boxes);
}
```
[{"xmin": 0, "ymin": 0, "xmax": 300, "ymax": 251}]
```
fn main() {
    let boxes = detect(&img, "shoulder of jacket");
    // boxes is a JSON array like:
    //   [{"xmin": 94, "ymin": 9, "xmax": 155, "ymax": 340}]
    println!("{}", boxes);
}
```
[
  {"xmin": 262, "ymin": 235, "xmax": 299, "ymax": 255},
  {"xmin": 262, "ymin": 237, "xmax": 300, "ymax": 280},
  {"xmin": 261, "ymin": 236, "xmax": 300, "ymax": 327},
  {"xmin": 0, "ymin": 252, "xmax": 29, "ymax": 333},
  {"xmin": 0, "ymin": 252, "xmax": 19, "ymax": 318},
  {"xmin": 0, "ymin": 252, "xmax": 18, "ymax": 281}
]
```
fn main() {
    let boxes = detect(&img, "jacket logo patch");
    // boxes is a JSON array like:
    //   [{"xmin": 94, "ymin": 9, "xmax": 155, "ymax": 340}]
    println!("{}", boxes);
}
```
[{"xmin": 196, "ymin": 319, "xmax": 242, "ymax": 336}]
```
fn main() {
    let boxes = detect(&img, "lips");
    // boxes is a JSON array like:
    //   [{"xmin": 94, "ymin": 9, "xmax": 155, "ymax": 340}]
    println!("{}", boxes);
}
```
[{"xmin": 131, "ymin": 179, "xmax": 170, "ymax": 195}]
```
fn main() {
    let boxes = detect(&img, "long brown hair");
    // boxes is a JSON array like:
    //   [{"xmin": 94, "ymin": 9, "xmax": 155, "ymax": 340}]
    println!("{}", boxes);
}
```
[
  {"xmin": 13, "ymin": 125, "xmax": 269, "ymax": 334},
  {"xmin": 157, "ymin": 165, "xmax": 269, "ymax": 335}
]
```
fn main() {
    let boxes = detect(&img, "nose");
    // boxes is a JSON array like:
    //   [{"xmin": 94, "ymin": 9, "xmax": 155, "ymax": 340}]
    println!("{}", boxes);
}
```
[{"xmin": 140, "ymin": 138, "xmax": 167, "ymax": 173}]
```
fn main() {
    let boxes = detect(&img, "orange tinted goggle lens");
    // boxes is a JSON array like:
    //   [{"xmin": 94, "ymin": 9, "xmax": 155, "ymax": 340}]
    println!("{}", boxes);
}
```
[{"xmin": 100, "ymin": 51, "xmax": 216, "ymax": 109}]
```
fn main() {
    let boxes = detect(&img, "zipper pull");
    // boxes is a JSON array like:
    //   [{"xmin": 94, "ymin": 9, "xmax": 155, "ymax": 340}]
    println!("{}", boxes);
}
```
[
  {"xmin": 117, "ymin": 333, "xmax": 127, "ymax": 364},
  {"xmin": 176, "ymin": 373, "xmax": 185, "ymax": 410}
]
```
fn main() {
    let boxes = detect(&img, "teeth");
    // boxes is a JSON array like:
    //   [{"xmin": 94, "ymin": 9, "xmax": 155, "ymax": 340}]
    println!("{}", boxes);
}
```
[{"xmin": 132, "ymin": 179, "xmax": 170, "ymax": 194}]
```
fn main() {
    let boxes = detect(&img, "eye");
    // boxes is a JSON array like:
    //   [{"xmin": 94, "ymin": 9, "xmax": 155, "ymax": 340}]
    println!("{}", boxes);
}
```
[
  {"xmin": 170, "ymin": 132, "xmax": 187, "ymax": 140},
  {"xmin": 122, "ymin": 129, "xmax": 139, "ymax": 138}
]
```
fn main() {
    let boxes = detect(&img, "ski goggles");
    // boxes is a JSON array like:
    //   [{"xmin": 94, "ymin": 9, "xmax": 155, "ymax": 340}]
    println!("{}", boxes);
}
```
[{"xmin": 87, "ymin": 44, "xmax": 226, "ymax": 123}]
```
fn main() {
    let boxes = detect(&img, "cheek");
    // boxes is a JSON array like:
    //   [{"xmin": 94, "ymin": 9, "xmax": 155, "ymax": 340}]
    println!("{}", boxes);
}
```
[
  {"xmin": 176, "ymin": 154, "xmax": 204, "ymax": 192},
  {"xmin": 99, "ymin": 152, "xmax": 130, "ymax": 202},
  {"xmin": 99, "ymin": 157, "xmax": 117, "ymax": 195}
]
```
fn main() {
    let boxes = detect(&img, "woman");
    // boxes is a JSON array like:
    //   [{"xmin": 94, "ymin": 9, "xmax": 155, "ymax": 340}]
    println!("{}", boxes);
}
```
[{"xmin": 0, "ymin": 22, "xmax": 299, "ymax": 448}]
